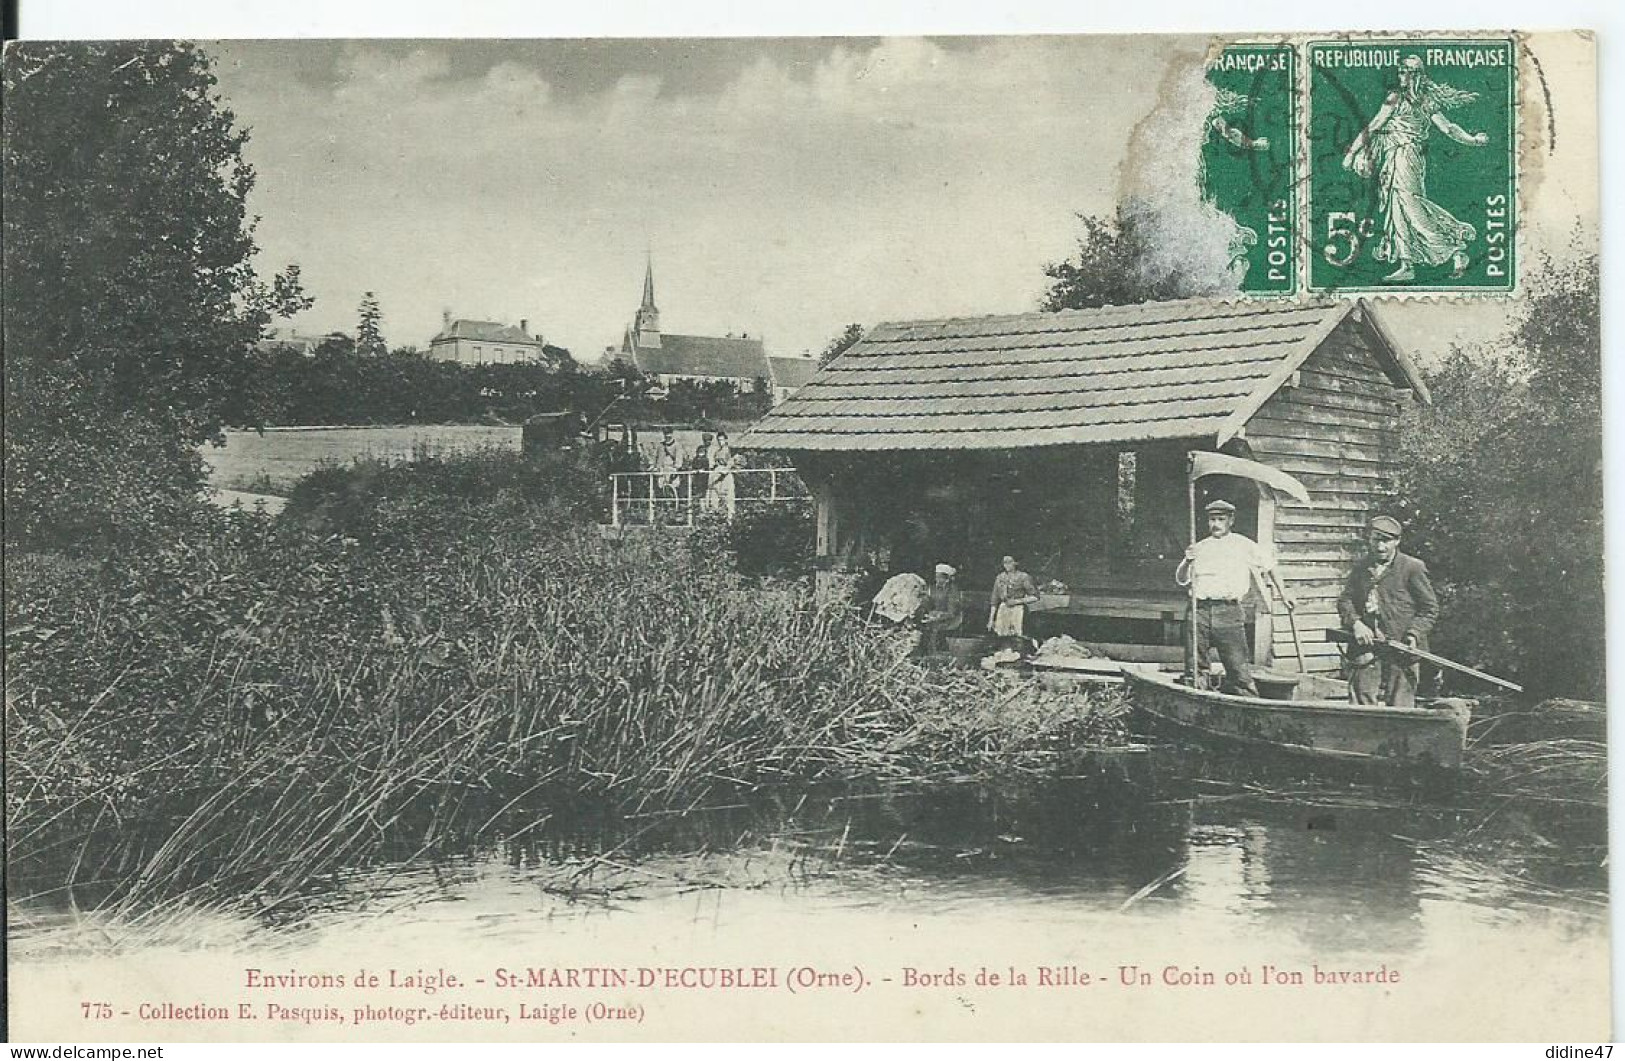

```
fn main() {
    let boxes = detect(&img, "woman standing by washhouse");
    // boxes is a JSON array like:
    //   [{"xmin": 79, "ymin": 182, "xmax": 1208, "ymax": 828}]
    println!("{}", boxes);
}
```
[{"xmin": 987, "ymin": 554, "xmax": 1040, "ymax": 653}]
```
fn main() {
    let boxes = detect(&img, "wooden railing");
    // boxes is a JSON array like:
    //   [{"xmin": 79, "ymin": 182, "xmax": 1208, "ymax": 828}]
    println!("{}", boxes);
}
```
[{"xmin": 609, "ymin": 467, "xmax": 810, "ymax": 526}]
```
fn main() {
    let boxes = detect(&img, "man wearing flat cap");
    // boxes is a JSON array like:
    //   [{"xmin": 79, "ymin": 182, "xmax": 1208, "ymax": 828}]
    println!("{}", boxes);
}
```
[
  {"xmin": 1337, "ymin": 515, "xmax": 1439, "ymax": 707},
  {"xmin": 1177, "ymin": 499, "xmax": 1292, "ymax": 695}
]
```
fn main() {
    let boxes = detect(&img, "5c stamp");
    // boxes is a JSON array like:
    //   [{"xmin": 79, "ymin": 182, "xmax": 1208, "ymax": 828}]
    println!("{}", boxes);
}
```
[
  {"xmin": 1307, "ymin": 38, "xmax": 1516, "ymax": 293},
  {"xmin": 1203, "ymin": 42, "xmax": 1298, "ymax": 294}
]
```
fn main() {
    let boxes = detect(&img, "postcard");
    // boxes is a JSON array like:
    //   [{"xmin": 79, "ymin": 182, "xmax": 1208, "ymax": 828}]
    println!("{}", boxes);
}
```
[{"xmin": 3, "ymin": 30, "xmax": 1605, "ymax": 1042}]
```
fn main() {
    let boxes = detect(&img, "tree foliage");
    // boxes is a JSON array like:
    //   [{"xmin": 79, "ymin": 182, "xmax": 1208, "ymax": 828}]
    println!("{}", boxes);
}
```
[
  {"xmin": 355, "ymin": 292, "xmax": 387, "ymax": 358},
  {"xmin": 1041, "ymin": 210, "xmax": 1211, "ymax": 311},
  {"xmin": 3, "ymin": 42, "xmax": 307, "ymax": 550},
  {"xmin": 819, "ymin": 323, "xmax": 866, "ymax": 367},
  {"xmin": 1393, "ymin": 253, "xmax": 1602, "ymax": 698},
  {"xmin": 233, "ymin": 347, "xmax": 593, "ymax": 427}
]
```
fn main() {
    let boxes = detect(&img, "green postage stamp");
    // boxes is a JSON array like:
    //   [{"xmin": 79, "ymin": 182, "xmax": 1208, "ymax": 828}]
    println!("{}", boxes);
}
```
[
  {"xmin": 1202, "ymin": 43, "xmax": 1297, "ymax": 295},
  {"xmin": 1307, "ymin": 38, "xmax": 1517, "ymax": 292}
]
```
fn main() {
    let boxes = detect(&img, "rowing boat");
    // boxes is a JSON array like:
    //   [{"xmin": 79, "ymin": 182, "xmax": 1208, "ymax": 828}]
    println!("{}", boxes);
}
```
[{"xmin": 1123, "ymin": 668, "xmax": 1473, "ymax": 772}]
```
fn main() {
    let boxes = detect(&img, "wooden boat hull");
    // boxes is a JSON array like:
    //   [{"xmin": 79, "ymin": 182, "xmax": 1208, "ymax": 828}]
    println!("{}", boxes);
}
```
[{"xmin": 1124, "ymin": 669, "xmax": 1471, "ymax": 771}]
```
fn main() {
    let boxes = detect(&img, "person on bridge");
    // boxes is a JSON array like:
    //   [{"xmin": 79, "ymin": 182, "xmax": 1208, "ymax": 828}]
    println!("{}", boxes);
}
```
[
  {"xmin": 705, "ymin": 430, "xmax": 737, "ymax": 519},
  {"xmin": 692, "ymin": 431, "xmax": 714, "ymax": 508},
  {"xmin": 652, "ymin": 428, "xmax": 685, "ymax": 510}
]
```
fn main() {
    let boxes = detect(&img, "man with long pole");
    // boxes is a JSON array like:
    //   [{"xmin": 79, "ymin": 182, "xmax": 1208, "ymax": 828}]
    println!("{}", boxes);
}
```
[
  {"xmin": 1177, "ymin": 498, "xmax": 1293, "ymax": 695},
  {"xmin": 1336, "ymin": 515, "xmax": 1440, "ymax": 707},
  {"xmin": 1179, "ymin": 452, "xmax": 1307, "ymax": 693}
]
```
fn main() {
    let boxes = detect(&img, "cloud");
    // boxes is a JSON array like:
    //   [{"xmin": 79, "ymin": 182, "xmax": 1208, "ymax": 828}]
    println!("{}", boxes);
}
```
[
  {"xmin": 209, "ymin": 37, "xmax": 1192, "ymax": 357},
  {"xmin": 333, "ymin": 44, "xmax": 453, "ymax": 94}
]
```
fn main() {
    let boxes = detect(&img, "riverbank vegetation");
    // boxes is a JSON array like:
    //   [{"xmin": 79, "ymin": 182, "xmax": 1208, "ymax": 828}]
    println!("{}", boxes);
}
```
[
  {"xmin": 1391, "ymin": 251, "xmax": 1603, "ymax": 699},
  {"xmin": 6, "ymin": 449, "xmax": 1123, "ymax": 913}
]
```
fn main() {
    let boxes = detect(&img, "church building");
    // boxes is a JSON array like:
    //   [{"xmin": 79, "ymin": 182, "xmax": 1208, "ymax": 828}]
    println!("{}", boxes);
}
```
[{"xmin": 615, "ymin": 259, "xmax": 775, "ymax": 392}]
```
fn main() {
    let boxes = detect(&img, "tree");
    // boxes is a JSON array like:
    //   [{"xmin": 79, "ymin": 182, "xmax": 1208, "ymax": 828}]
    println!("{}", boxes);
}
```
[
  {"xmin": 819, "ymin": 323, "xmax": 866, "ymax": 367},
  {"xmin": 4, "ymin": 42, "xmax": 308, "ymax": 550},
  {"xmin": 1041, "ymin": 209, "xmax": 1211, "ymax": 311},
  {"xmin": 1393, "ymin": 251, "xmax": 1602, "ymax": 697},
  {"xmin": 356, "ymin": 292, "xmax": 387, "ymax": 358},
  {"xmin": 545, "ymin": 344, "xmax": 578, "ymax": 373}
]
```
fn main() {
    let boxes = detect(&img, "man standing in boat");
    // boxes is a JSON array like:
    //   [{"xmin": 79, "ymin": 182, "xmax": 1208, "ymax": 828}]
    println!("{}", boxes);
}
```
[
  {"xmin": 1338, "ymin": 515, "xmax": 1439, "ymax": 708},
  {"xmin": 1177, "ymin": 499, "xmax": 1293, "ymax": 696}
]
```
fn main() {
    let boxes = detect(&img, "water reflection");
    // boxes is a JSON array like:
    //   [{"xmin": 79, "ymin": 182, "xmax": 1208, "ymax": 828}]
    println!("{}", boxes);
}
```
[
  {"xmin": 8, "ymin": 751, "xmax": 1607, "ymax": 962},
  {"xmin": 1179, "ymin": 807, "xmax": 1429, "ymax": 951}
]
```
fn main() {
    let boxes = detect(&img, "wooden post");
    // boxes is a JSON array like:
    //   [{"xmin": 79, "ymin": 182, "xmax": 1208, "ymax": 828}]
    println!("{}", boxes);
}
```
[
  {"xmin": 769, "ymin": 469, "xmax": 778, "ymax": 504},
  {"xmin": 687, "ymin": 471, "xmax": 695, "ymax": 527},
  {"xmin": 813, "ymin": 478, "xmax": 839, "ymax": 557},
  {"xmin": 1186, "ymin": 455, "xmax": 1199, "ymax": 687},
  {"xmin": 611, "ymin": 474, "xmax": 620, "ymax": 527},
  {"xmin": 646, "ymin": 473, "xmax": 655, "ymax": 524},
  {"xmin": 1254, "ymin": 489, "xmax": 1276, "ymax": 665}
]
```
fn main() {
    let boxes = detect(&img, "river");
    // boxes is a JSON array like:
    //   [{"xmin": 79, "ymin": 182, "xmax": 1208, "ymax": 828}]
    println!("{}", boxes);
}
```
[{"xmin": 7, "ymin": 763, "xmax": 1609, "ymax": 1042}]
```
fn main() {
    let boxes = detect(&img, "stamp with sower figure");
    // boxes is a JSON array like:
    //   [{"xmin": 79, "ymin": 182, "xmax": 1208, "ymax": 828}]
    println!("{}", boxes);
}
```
[
  {"xmin": 1308, "ymin": 38, "xmax": 1516, "ymax": 293},
  {"xmin": 1203, "ymin": 43, "xmax": 1297, "ymax": 295}
]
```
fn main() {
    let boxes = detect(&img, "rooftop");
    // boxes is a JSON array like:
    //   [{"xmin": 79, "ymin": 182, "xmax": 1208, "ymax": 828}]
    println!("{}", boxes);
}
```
[
  {"xmin": 631, "ymin": 333, "xmax": 770, "ymax": 381},
  {"xmin": 767, "ymin": 355, "xmax": 818, "ymax": 390},
  {"xmin": 432, "ymin": 319, "xmax": 543, "ymax": 345},
  {"xmin": 744, "ymin": 298, "xmax": 1423, "ymax": 452}
]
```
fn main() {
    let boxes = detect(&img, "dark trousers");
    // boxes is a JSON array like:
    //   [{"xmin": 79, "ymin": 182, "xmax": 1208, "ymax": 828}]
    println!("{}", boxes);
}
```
[
  {"xmin": 1193, "ymin": 600, "xmax": 1256, "ymax": 696},
  {"xmin": 1348, "ymin": 650, "xmax": 1420, "ymax": 708}
]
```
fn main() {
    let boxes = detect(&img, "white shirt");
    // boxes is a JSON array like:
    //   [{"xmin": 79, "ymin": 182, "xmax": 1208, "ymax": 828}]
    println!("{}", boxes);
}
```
[{"xmin": 1185, "ymin": 533, "xmax": 1273, "ymax": 601}]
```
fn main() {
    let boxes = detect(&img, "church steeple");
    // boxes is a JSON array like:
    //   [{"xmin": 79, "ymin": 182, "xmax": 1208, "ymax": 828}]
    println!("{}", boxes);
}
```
[
  {"xmin": 633, "ymin": 253, "xmax": 661, "ymax": 347},
  {"xmin": 641, "ymin": 254, "xmax": 657, "ymax": 314}
]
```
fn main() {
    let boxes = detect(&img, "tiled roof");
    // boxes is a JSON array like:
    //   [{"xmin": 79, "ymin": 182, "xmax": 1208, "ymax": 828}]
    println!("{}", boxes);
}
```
[
  {"xmin": 432, "ymin": 319, "xmax": 542, "ymax": 345},
  {"xmin": 633, "ymin": 334, "xmax": 769, "ymax": 381},
  {"xmin": 744, "ymin": 298, "xmax": 1420, "ymax": 452},
  {"xmin": 768, "ymin": 356, "xmax": 818, "ymax": 390},
  {"xmin": 255, "ymin": 329, "xmax": 344, "ymax": 356}
]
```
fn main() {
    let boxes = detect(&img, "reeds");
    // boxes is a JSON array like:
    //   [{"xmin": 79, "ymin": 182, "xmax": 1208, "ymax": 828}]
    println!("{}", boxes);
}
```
[{"xmin": 6, "ymin": 469, "xmax": 1123, "ymax": 916}]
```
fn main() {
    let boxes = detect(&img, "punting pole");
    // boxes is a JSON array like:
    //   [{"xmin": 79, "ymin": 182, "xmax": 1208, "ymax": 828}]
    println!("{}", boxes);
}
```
[{"xmin": 1286, "ymin": 603, "xmax": 1308, "ymax": 673}]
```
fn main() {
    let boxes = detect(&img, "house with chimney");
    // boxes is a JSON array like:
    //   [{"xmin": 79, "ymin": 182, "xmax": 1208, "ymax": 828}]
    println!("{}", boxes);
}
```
[{"xmin": 429, "ymin": 311, "xmax": 554, "ymax": 366}]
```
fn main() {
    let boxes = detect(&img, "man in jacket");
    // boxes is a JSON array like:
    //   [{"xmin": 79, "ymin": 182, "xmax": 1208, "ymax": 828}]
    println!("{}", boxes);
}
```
[{"xmin": 1337, "ymin": 515, "xmax": 1439, "ymax": 707}]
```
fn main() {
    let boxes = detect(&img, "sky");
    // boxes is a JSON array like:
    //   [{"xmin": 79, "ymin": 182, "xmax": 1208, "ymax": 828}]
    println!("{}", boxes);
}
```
[{"xmin": 205, "ymin": 33, "xmax": 1597, "ymax": 364}]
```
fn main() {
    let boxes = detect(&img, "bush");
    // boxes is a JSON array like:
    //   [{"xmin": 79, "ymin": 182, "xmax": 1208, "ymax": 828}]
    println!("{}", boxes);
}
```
[
  {"xmin": 282, "ymin": 446, "xmax": 610, "ymax": 539},
  {"xmin": 692, "ymin": 499, "xmax": 815, "ymax": 578},
  {"xmin": 2, "ymin": 392, "xmax": 212, "ymax": 555}
]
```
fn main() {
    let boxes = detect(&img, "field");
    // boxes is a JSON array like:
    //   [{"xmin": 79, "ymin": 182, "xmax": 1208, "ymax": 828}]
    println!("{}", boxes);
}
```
[
  {"xmin": 201, "ymin": 425, "xmax": 523, "ymax": 493},
  {"xmin": 201, "ymin": 425, "xmax": 747, "ymax": 496}
]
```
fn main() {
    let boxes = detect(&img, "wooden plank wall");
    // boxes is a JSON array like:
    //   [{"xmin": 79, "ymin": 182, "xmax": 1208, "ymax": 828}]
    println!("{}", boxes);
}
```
[{"xmin": 1243, "ymin": 318, "xmax": 1408, "ymax": 673}]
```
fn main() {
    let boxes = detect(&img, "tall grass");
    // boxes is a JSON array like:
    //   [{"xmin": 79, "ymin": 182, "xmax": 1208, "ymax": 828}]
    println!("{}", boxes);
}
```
[{"xmin": 6, "ymin": 451, "xmax": 1116, "ymax": 915}]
